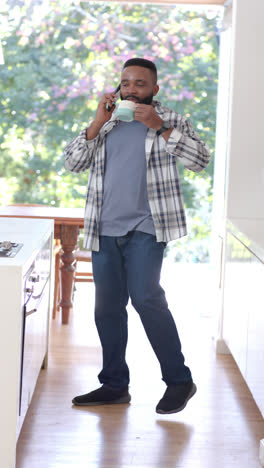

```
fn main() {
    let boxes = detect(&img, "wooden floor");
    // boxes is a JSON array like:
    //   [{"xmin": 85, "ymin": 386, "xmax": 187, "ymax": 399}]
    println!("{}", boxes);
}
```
[{"xmin": 16, "ymin": 263, "xmax": 264, "ymax": 468}]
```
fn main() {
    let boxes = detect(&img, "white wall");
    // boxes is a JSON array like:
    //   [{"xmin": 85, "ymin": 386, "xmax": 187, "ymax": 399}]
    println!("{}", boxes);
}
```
[{"xmin": 225, "ymin": 0, "xmax": 264, "ymax": 220}]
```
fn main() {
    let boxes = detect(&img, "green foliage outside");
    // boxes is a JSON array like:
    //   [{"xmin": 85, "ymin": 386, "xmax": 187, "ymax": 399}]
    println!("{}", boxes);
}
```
[{"xmin": 0, "ymin": 1, "xmax": 221, "ymax": 261}]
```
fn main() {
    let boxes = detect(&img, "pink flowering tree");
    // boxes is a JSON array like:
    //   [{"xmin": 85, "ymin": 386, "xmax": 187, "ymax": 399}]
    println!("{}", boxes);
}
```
[{"xmin": 0, "ymin": 0, "xmax": 220, "ymax": 260}]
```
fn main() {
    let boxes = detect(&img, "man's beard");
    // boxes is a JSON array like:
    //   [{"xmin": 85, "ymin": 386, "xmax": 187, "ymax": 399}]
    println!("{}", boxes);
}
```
[{"xmin": 120, "ymin": 92, "xmax": 154, "ymax": 105}]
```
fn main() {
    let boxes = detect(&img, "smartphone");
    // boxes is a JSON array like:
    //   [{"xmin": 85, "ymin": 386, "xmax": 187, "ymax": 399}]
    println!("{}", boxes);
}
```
[{"xmin": 106, "ymin": 84, "xmax": 120, "ymax": 111}]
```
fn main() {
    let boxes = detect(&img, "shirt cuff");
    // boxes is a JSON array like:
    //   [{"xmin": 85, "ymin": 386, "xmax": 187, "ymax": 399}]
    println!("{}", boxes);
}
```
[
  {"xmin": 81, "ymin": 128, "xmax": 99, "ymax": 145},
  {"xmin": 78, "ymin": 128, "xmax": 88, "ymax": 139},
  {"xmin": 167, "ymin": 128, "xmax": 182, "ymax": 151}
]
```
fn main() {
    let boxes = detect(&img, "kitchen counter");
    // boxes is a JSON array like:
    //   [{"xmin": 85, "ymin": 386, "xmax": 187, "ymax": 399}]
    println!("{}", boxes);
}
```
[
  {"xmin": 220, "ymin": 216, "xmax": 264, "ymax": 419},
  {"xmin": 0, "ymin": 206, "xmax": 85, "ymax": 324},
  {"xmin": 227, "ymin": 218, "xmax": 264, "ymax": 263},
  {"xmin": 0, "ymin": 217, "xmax": 54, "ymax": 273},
  {"xmin": 0, "ymin": 217, "xmax": 54, "ymax": 468}
]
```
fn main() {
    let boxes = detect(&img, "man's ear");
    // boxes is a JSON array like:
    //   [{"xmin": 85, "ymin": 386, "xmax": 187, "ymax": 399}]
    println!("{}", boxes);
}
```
[{"xmin": 153, "ymin": 84, "xmax": 159, "ymax": 96}]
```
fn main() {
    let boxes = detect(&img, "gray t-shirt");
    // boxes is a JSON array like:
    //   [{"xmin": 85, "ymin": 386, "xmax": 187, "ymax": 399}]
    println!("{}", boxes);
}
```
[{"xmin": 99, "ymin": 120, "xmax": 155, "ymax": 237}]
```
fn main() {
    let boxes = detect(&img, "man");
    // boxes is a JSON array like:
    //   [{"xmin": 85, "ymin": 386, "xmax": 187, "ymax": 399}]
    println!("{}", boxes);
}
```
[{"xmin": 64, "ymin": 58, "xmax": 210, "ymax": 414}]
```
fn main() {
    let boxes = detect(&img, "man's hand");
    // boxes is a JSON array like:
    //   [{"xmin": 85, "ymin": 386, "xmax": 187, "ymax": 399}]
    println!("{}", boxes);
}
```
[
  {"xmin": 134, "ymin": 104, "xmax": 173, "ymax": 141},
  {"xmin": 86, "ymin": 92, "xmax": 118, "ymax": 140},
  {"xmin": 134, "ymin": 104, "xmax": 163, "ymax": 130},
  {"xmin": 94, "ymin": 92, "xmax": 118, "ymax": 125}
]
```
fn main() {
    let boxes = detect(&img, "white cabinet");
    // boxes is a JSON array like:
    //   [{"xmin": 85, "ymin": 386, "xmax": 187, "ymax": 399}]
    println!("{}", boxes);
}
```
[
  {"xmin": 246, "ymin": 261, "xmax": 264, "ymax": 417},
  {"xmin": 222, "ymin": 226, "xmax": 264, "ymax": 417},
  {"xmin": 19, "ymin": 286, "xmax": 50, "ymax": 431},
  {"xmin": 0, "ymin": 218, "xmax": 53, "ymax": 468},
  {"xmin": 17, "ymin": 233, "xmax": 52, "ymax": 435}
]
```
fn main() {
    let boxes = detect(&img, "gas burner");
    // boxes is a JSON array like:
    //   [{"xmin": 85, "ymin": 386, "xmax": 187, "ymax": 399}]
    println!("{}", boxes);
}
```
[{"xmin": 0, "ymin": 241, "xmax": 23, "ymax": 257}]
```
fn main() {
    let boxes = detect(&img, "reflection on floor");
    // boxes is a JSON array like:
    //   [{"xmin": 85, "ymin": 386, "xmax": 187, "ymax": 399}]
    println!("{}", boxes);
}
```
[{"xmin": 16, "ymin": 262, "xmax": 264, "ymax": 468}]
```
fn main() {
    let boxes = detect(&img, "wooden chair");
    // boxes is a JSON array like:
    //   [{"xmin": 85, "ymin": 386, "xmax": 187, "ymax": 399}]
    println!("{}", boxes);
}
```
[
  {"xmin": 74, "ymin": 249, "xmax": 94, "ymax": 283},
  {"xmin": 53, "ymin": 246, "xmax": 94, "ymax": 318}
]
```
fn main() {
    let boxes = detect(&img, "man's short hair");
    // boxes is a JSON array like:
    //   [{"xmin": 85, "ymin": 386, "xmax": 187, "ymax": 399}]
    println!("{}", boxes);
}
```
[{"xmin": 123, "ymin": 58, "xmax": 157, "ymax": 83}]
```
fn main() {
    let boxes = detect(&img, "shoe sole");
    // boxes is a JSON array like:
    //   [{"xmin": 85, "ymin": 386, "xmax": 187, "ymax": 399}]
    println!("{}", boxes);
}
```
[
  {"xmin": 156, "ymin": 383, "xmax": 197, "ymax": 414},
  {"xmin": 72, "ymin": 394, "xmax": 131, "ymax": 407}
]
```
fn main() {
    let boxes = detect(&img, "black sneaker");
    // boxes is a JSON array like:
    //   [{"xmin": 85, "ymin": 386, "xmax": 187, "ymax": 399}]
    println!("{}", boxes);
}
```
[
  {"xmin": 156, "ymin": 381, "xmax": 197, "ymax": 414},
  {"xmin": 72, "ymin": 384, "xmax": 131, "ymax": 407}
]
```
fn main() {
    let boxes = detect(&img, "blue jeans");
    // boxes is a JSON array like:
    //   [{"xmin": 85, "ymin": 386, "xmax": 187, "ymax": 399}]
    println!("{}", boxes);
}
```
[{"xmin": 92, "ymin": 231, "xmax": 192, "ymax": 389}]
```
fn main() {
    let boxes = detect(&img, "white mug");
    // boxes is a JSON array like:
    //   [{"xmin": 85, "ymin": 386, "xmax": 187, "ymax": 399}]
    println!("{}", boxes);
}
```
[{"xmin": 115, "ymin": 101, "xmax": 136, "ymax": 122}]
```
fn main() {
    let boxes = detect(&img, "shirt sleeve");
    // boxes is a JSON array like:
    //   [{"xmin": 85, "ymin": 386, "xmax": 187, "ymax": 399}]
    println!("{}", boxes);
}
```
[
  {"xmin": 166, "ymin": 118, "xmax": 211, "ymax": 173},
  {"xmin": 64, "ymin": 129, "xmax": 100, "ymax": 173}
]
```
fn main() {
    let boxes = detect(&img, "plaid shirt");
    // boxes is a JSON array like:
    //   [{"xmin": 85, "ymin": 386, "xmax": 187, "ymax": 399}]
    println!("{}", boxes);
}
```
[{"xmin": 64, "ymin": 100, "xmax": 210, "ymax": 251}]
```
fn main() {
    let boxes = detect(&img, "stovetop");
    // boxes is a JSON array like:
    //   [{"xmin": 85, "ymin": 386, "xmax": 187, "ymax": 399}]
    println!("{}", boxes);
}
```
[{"xmin": 0, "ymin": 241, "xmax": 23, "ymax": 258}]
